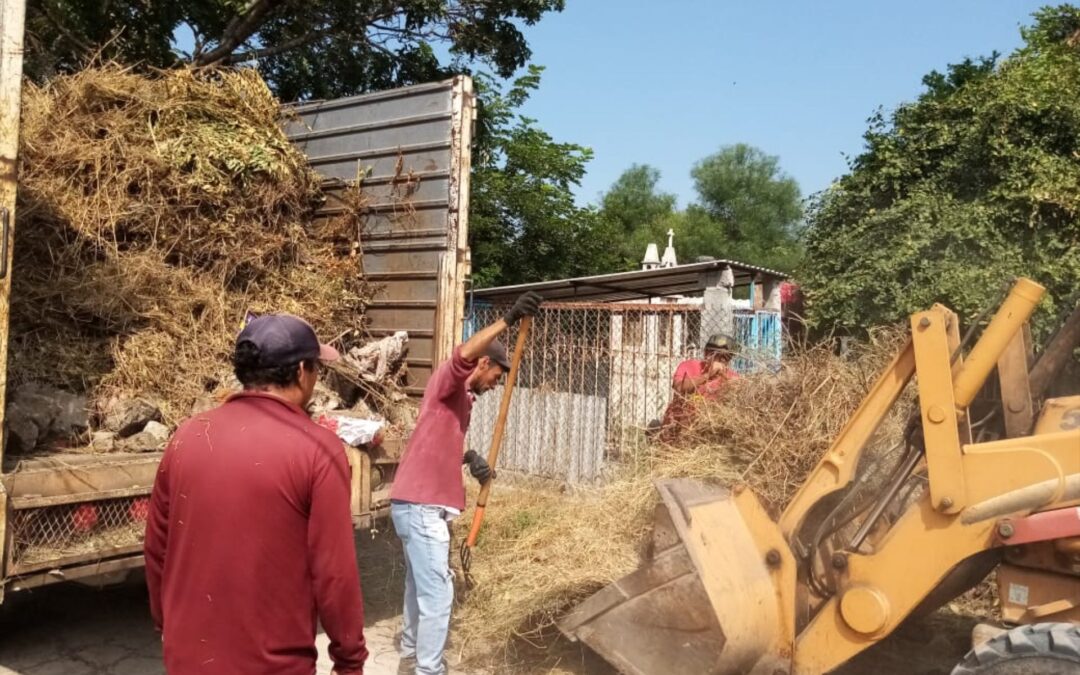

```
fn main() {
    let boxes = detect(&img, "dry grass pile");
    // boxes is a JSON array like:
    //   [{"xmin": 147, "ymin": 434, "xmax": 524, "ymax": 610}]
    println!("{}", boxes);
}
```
[
  {"xmin": 454, "ymin": 330, "xmax": 912, "ymax": 658},
  {"xmin": 10, "ymin": 65, "xmax": 369, "ymax": 423},
  {"xmin": 663, "ymin": 330, "xmax": 911, "ymax": 509}
]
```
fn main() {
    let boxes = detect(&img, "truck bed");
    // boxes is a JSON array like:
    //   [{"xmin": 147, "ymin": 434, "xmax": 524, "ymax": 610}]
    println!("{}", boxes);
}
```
[{"xmin": 2, "ymin": 452, "xmax": 161, "ymax": 583}]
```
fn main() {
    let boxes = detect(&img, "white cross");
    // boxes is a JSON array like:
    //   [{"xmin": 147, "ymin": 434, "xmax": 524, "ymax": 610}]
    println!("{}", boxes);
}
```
[{"xmin": 667, "ymin": 229, "xmax": 674, "ymax": 248}]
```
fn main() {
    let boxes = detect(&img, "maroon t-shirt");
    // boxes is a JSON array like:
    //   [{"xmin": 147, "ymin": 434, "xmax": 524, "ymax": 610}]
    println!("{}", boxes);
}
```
[
  {"xmin": 144, "ymin": 391, "xmax": 368, "ymax": 675},
  {"xmin": 390, "ymin": 346, "xmax": 476, "ymax": 510}
]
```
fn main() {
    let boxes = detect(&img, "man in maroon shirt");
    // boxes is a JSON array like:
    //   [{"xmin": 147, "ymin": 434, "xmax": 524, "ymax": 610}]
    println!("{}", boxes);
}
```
[
  {"xmin": 390, "ymin": 291, "xmax": 541, "ymax": 675},
  {"xmin": 145, "ymin": 314, "xmax": 368, "ymax": 675}
]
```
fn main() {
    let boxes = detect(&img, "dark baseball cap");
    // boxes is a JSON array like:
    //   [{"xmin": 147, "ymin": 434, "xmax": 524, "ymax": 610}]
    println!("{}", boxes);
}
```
[
  {"xmin": 236, "ymin": 314, "xmax": 340, "ymax": 367},
  {"xmin": 485, "ymin": 340, "xmax": 511, "ymax": 371}
]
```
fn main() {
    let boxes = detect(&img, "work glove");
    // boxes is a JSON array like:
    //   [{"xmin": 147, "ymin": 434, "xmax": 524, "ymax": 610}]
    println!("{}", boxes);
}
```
[
  {"xmin": 502, "ymin": 291, "xmax": 543, "ymax": 327},
  {"xmin": 463, "ymin": 449, "xmax": 494, "ymax": 484}
]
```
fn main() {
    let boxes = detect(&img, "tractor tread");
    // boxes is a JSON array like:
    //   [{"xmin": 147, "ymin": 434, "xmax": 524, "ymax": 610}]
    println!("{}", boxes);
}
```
[{"xmin": 951, "ymin": 623, "xmax": 1080, "ymax": 674}]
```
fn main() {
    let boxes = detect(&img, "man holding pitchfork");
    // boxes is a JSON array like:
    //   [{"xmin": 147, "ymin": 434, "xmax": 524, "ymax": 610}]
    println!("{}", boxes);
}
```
[{"xmin": 389, "ymin": 291, "xmax": 542, "ymax": 675}]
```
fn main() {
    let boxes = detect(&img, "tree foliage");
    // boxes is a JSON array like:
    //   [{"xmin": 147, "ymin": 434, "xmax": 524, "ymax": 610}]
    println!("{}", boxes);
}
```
[
  {"xmin": 468, "ymin": 66, "xmax": 620, "ymax": 287},
  {"xmin": 691, "ymin": 144, "xmax": 803, "ymax": 270},
  {"xmin": 25, "ymin": 0, "xmax": 563, "ymax": 100},
  {"xmin": 598, "ymin": 164, "xmax": 677, "ymax": 236},
  {"xmin": 599, "ymin": 146, "xmax": 804, "ymax": 272},
  {"xmin": 801, "ymin": 6, "xmax": 1080, "ymax": 336}
]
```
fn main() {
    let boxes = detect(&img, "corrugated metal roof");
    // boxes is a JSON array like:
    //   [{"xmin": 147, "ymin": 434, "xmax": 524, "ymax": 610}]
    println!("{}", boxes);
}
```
[{"xmin": 472, "ymin": 259, "xmax": 788, "ymax": 304}]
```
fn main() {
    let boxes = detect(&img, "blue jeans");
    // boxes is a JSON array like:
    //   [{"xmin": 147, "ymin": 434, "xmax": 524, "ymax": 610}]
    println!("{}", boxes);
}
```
[{"xmin": 390, "ymin": 502, "xmax": 454, "ymax": 675}]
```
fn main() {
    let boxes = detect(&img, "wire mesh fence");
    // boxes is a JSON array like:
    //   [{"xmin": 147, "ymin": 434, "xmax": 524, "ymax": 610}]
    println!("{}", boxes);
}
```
[
  {"xmin": 465, "ymin": 301, "xmax": 782, "ymax": 483},
  {"xmin": 8, "ymin": 495, "xmax": 150, "ymax": 574}
]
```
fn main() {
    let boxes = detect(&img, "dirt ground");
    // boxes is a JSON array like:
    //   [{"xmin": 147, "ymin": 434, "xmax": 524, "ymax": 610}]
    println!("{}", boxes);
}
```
[{"xmin": 0, "ymin": 527, "xmax": 980, "ymax": 675}]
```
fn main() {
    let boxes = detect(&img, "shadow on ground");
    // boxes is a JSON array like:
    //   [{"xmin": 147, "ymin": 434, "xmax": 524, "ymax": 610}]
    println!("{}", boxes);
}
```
[
  {"xmin": 456, "ymin": 609, "xmax": 978, "ymax": 675},
  {"xmin": 0, "ymin": 526, "xmax": 978, "ymax": 675}
]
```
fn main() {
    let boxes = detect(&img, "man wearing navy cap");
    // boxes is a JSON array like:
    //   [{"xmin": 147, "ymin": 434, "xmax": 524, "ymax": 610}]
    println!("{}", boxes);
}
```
[
  {"xmin": 145, "ymin": 314, "xmax": 368, "ymax": 675},
  {"xmin": 390, "ymin": 291, "xmax": 542, "ymax": 675}
]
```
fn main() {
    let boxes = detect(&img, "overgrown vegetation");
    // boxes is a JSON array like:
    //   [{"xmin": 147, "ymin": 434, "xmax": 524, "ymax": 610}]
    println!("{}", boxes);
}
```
[{"xmin": 802, "ymin": 6, "xmax": 1080, "ymax": 337}]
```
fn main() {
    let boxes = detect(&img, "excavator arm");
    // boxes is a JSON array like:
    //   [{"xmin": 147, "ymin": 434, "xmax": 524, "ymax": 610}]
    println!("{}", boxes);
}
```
[{"xmin": 560, "ymin": 278, "xmax": 1080, "ymax": 675}]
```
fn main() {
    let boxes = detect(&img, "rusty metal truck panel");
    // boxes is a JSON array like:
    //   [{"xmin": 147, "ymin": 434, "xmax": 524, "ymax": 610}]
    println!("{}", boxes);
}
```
[{"xmin": 285, "ymin": 78, "xmax": 474, "ymax": 395}]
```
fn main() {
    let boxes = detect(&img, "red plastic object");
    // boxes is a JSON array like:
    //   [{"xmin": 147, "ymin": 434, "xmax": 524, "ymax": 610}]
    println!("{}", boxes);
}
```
[
  {"xmin": 71, "ymin": 503, "xmax": 99, "ymax": 533},
  {"xmin": 129, "ymin": 497, "xmax": 151, "ymax": 523},
  {"xmin": 315, "ymin": 414, "xmax": 339, "ymax": 433}
]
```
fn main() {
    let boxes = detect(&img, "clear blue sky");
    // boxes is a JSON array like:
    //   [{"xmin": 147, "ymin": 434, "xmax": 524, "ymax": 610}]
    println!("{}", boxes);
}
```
[{"xmin": 511, "ymin": 1, "xmax": 1048, "ymax": 207}]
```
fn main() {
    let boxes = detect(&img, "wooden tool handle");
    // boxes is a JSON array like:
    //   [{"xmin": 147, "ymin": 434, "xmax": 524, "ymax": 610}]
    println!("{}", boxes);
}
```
[{"xmin": 465, "ymin": 316, "xmax": 532, "ymax": 548}]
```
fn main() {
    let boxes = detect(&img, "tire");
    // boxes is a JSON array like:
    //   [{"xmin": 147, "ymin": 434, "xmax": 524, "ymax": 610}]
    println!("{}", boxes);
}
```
[{"xmin": 951, "ymin": 623, "xmax": 1080, "ymax": 674}]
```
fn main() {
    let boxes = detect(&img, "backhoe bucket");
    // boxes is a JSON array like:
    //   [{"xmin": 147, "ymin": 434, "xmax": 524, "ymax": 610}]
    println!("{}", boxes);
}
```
[{"xmin": 558, "ymin": 479, "xmax": 792, "ymax": 675}]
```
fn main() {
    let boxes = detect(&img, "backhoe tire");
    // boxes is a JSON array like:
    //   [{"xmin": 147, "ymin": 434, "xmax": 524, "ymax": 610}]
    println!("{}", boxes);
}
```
[{"xmin": 951, "ymin": 623, "xmax": 1080, "ymax": 674}]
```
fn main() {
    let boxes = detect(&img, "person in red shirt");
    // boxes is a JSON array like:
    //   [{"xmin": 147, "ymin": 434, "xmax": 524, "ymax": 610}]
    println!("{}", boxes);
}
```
[
  {"xmin": 144, "ymin": 314, "xmax": 367, "ymax": 675},
  {"xmin": 657, "ymin": 333, "xmax": 739, "ymax": 441},
  {"xmin": 389, "ymin": 291, "xmax": 541, "ymax": 675}
]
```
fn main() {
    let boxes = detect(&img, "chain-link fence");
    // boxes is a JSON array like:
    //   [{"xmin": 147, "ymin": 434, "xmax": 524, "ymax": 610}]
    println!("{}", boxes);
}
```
[
  {"xmin": 465, "ymin": 301, "xmax": 782, "ymax": 483},
  {"xmin": 7, "ymin": 495, "xmax": 150, "ymax": 575}
]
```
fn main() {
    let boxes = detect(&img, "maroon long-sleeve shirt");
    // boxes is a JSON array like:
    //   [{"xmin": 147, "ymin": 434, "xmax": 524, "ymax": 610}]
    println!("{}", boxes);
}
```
[
  {"xmin": 390, "ymin": 347, "xmax": 476, "ymax": 510},
  {"xmin": 145, "ymin": 391, "xmax": 367, "ymax": 675}
]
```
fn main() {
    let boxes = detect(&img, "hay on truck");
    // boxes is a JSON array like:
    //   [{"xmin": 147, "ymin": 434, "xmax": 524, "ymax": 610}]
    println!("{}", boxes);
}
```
[{"xmin": 4, "ymin": 64, "xmax": 408, "ymax": 457}]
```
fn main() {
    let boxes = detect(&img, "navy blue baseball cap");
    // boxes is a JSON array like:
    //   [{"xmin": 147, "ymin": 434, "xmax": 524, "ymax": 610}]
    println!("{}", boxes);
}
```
[{"xmin": 236, "ymin": 314, "xmax": 340, "ymax": 367}]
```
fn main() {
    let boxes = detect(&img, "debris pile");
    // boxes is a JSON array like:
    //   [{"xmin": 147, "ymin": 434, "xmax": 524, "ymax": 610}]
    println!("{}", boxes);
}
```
[
  {"xmin": 315, "ymin": 331, "xmax": 417, "ymax": 441},
  {"xmin": 4, "ymin": 65, "xmax": 391, "ymax": 453}
]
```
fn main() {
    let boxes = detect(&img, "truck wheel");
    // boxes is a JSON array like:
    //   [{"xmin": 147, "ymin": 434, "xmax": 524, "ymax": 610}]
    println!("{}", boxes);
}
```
[{"xmin": 951, "ymin": 623, "xmax": 1080, "ymax": 674}]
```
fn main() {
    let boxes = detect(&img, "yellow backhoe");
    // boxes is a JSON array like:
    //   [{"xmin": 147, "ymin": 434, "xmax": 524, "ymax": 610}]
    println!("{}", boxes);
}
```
[{"xmin": 560, "ymin": 277, "xmax": 1080, "ymax": 674}]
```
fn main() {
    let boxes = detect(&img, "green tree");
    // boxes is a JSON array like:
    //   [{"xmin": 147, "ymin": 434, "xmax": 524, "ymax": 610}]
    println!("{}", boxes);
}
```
[
  {"xmin": 599, "ymin": 147, "xmax": 804, "ymax": 271},
  {"xmin": 597, "ymin": 164, "xmax": 678, "ymax": 267},
  {"xmin": 599, "ymin": 164, "xmax": 676, "ymax": 235},
  {"xmin": 691, "ymin": 144, "xmax": 803, "ymax": 270},
  {"xmin": 25, "ymin": 0, "xmax": 564, "ymax": 100},
  {"xmin": 801, "ymin": 6, "xmax": 1080, "ymax": 336},
  {"xmin": 469, "ymin": 66, "xmax": 620, "ymax": 287}
]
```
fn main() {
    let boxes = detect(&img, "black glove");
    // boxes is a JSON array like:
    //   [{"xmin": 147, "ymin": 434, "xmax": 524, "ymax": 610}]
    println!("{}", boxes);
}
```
[
  {"xmin": 463, "ymin": 450, "xmax": 494, "ymax": 483},
  {"xmin": 502, "ymin": 291, "xmax": 543, "ymax": 326}
]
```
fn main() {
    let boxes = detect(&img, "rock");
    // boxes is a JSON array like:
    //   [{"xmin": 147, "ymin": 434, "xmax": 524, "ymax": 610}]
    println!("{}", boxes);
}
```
[
  {"xmin": 6, "ymin": 412, "xmax": 40, "ymax": 454},
  {"xmin": 50, "ymin": 389, "xmax": 90, "ymax": 437},
  {"xmin": 120, "ymin": 420, "xmax": 171, "ymax": 452},
  {"xmin": 5, "ymin": 383, "xmax": 90, "ymax": 452},
  {"xmin": 142, "ymin": 420, "xmax": 171, "ymax": 443},
  {"xmin": 103, "ymin": 398, "xmax": 162, "ymax": 438},
  {"xmin": 91, "ymin": 431, "xmax": 117, "ymax": 453}
]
